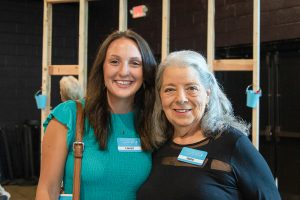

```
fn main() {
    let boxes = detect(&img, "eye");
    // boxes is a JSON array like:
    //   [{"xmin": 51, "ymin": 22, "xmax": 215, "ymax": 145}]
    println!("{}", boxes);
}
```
[
  {"xmin": 163, "ymin": 87, "xmax": 175, "ymax": 94},
  {"xmin": 188, "ymin": 86, "xmax": 199, "ymax": 91},
  {"xmin": 130, "ymin": 59, "xmax": 142, "ymax": 67},
  {"xmin": 186, "ymin": 85, "xmax": 200, "ymax": 95},
  {"xmin": 109, "ymin": 59, "xmax": 119, "ymax": 66}
]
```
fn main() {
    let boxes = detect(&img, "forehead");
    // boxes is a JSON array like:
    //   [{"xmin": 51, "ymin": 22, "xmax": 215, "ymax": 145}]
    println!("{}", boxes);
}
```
[
  {"xmin": 162, "ymin": 66, "xmax": 200, "ymax": 85},
  {"xmin": 106, "ymin": 37, "xmax": 141, "ymax": 58}
]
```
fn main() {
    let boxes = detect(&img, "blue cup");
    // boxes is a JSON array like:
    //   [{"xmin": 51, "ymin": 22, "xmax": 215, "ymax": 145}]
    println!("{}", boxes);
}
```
[
  {"xmin": 34, "ymin": 90, "xmax": 47, "ymax": 109},
  {"xmin": 246, "ymin": 85, "xmax": 261, "ymax": 108}
]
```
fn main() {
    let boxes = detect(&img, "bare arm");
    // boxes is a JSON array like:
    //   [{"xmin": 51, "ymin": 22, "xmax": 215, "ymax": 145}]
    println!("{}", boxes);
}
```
[{"xmin": 35, "ymin": 118, "xmax": 68, "ymax": 200}]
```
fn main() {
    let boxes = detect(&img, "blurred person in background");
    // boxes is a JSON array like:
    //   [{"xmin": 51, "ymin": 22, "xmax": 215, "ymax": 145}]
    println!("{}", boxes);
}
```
[{"xmin": 59, "ymin": 76, "xmax": 84, "ymax": 102}]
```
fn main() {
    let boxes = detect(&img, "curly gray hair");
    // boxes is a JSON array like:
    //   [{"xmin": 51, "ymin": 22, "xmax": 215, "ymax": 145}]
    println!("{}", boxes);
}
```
[{"xmin": 152, "ymin": 50, "xmax": 249, "ymax": 144}]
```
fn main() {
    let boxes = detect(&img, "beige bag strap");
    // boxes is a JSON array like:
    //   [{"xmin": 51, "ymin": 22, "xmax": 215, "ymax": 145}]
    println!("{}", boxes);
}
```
[{"xmin": 72, "ymin": 101, "xmax": 84, "ymax": 200}]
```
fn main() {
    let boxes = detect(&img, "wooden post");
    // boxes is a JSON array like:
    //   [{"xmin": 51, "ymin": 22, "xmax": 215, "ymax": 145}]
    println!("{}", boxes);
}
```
[
  {"xmin": 252, "ymin": 0, "xmax": 260, "ymax": 149},
  {"xmin": 46, "ymin": 0, "xmax": 80, "ymax": 3},
  {"xmin": 41, "ymin": 0, "xmax": 52, "ymax": 140},
  {"xmin": 119, "ymin": 0, "xmax": 127, "ymax": 31},
  {"xmin": 161, "ymin": 0, "xmax": 170, "ymax": 61},
  {"xmin": 207, "ymin": 0, "xmax": 215, "ymax": 72},
  {"xmin": 213, "ymin": 59, "xmax": 253, "ymax": 71},
  {"xmin": 78, "ymin": 0, "xmax": 88, "ymax": 95}
]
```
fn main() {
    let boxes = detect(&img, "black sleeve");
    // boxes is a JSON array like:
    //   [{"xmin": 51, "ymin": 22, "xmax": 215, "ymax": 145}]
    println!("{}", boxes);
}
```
[{"xmin": 231, "ymin": 135, "xmax": 281, "ymax": 200}]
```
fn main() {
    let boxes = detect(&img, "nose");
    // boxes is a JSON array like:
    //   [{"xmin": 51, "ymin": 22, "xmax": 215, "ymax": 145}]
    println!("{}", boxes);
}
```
[
  {"xmin": 119, "ymin": 62, "xmax": 130, "ymax": 76},
  {"xmin": 176, "ymin": 89, "xmax": 188, "ymax": 104}
]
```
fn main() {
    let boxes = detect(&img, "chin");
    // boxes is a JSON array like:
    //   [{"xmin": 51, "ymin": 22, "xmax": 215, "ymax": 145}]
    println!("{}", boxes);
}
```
[{"xmin": 173, "ymin": 123, "xmax": 193, "ymax": 128}]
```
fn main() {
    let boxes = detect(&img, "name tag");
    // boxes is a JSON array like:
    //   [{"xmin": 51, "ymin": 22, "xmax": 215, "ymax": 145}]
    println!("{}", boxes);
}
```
[
  {"xmin": 117, "ymin": 138, "xmax": 142, "ymax": 152},
  {"xmin": 177, "ymin": 147, "xmax": 207, "ymax": 166},
  {"xmin": 58, "ymin": 194, "xmax": 72, "ymax": 200}
]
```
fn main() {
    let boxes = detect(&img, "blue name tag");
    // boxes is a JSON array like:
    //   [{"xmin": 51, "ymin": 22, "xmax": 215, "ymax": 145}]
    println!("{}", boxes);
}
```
[
  {"xmin": 117, "ymin": 138, "xmax": 142, "ymax": 152},
  {"xmin": 58, "ymin": 194, "xmax": 72, "ymax": 200},
  {"xmin": 177, "ymin": 147, "xmax": 207, "ymax": 166}
]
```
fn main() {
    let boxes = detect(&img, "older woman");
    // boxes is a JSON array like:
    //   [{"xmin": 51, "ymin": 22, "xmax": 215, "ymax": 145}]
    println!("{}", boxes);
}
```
[
  {"xmin": 137, "ymin": 50, "xmax": 281, "ymax": 200},
  {"xmin": 59, "ymin": 76, "xmax": 84, "ymax": 102}
]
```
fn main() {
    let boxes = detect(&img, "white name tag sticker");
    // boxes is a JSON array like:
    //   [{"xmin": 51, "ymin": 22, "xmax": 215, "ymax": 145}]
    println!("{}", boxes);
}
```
[
  {"xmin": 177, "ymin": 147, "xmax": 207, "ymax": 166},
  {"xmin": 58, "ymin": 194, "xmax": 72, "ymax": 200},
  {"xmin": 117, "ymin": 138, "xmax": 142, "ymax": 152}
]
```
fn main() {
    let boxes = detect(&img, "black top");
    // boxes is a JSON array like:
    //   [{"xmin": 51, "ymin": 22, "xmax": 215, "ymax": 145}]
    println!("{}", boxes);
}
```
[{"xmin": 137, "ymin": 128, "xmax": 281, "ymax": 200}]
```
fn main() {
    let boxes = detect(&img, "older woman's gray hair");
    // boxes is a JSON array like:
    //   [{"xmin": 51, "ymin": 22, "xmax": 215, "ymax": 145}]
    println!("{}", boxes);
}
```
[
  {"xmin": 153, "ymin": 50, "xmax": 249, "ymax": 143},
  {"xmin": 59, "ymin": 76, "xmax": 84, "ymax": 102}
]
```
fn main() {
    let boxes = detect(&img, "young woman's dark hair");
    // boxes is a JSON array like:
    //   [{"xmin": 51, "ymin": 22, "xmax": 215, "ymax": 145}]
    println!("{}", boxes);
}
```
[{"xmin": 85, "ymin": 30, "xmax": 157, "ymax": 150}]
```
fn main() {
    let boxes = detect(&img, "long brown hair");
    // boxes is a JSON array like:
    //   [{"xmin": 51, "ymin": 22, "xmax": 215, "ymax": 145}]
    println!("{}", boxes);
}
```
[{"xmin": 85, "ymin": 30, "xmax": 157, "ymax": 150}]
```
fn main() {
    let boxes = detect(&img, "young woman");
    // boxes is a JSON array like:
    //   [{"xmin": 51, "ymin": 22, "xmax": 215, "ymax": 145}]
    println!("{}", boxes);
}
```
[{"xmin": 35, "ymin": 30, "xmax": 158, "ymax": 200}]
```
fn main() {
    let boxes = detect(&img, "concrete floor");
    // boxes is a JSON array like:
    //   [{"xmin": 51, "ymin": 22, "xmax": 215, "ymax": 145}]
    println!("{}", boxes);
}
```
[{"xmin": 3, "ymin": 185, "xmax": 36, "ymax": 200}]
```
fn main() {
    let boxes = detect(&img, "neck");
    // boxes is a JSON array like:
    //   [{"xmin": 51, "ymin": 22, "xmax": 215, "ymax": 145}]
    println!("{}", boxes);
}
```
[
  {"xmin": 107, "ymin": 95, "xmax": 134, "ymax": 114},
  {"xmin": 173, "ymin": 126, "xmax": 206, "ymax": 145}
]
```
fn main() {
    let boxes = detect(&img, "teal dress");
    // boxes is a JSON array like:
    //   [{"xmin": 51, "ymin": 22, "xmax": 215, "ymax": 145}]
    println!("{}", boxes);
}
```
[{"xmin": 44, "ymin": 100, "xmax": 152, "ymax": 200}]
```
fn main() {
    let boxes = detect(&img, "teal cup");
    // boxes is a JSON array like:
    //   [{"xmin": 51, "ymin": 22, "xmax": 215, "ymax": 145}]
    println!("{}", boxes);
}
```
[
  {"xmin": 246, "ymin": 85, "xmax": 261, "ymax": 108},
  {"xmin": 34, "ymin": 90, "xmax": 47, "ymax": 109}
]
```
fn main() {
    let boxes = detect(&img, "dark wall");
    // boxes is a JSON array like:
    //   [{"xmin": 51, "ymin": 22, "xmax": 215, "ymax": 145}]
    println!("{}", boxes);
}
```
[
  {"xmin": 0, "ymin": 0, "xmax": 43, "ymax": 125},
  {"xmin": 128, "ymin": 0, "xmax": 162, "ymax": 60},
  {"xmin": 126, "ymin": 0, "xmax": 300, "ymax": 58},
  {"xmin": 215, "ymin": 0, "xmax": 300, "ymax": 47}
]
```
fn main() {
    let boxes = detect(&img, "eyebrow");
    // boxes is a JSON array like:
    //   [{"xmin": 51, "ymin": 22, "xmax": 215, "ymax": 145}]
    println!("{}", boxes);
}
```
[
  {"xmin": 129, "ymin": 57, "xmax": 142, "ymax": 61},
  {"xmin": 161, "ymin": 83, "xmax": 176, "ymax": 88},
  {"xmin": 162, "ymin": 82, "xmax": 199, "ymax": 87},
  {"xmin": 107, "ymin": 54, "xmax": 120, "ymax": 59},
  {"xmin": 108, "ymin": 55, "xmax": 141, "ymax": 60}
]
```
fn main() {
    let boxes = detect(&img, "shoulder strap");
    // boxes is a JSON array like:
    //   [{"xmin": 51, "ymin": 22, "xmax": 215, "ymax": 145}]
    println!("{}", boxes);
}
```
[{"xmin": 72, "ymin": 101, "xmax": 84, "ymax": 200}]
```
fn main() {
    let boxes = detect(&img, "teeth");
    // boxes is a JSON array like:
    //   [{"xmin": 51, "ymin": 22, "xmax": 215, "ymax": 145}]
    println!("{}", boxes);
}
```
[
  {"xmin": 175, "ymin": 109, "xmax": 190, "ymax": 113},
  {"xmin": 115, "ymin": 81, "xmax": 131, "ymax": 85}
]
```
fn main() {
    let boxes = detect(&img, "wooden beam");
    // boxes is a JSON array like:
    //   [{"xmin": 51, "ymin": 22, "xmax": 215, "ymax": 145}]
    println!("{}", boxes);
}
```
[
  {"xmin": 161, "ymin": 0, "xmax": 170, "ymax": 61},
  {"xmin": 119, "ymin": 0, "xmax": 127, "ymax": 31},
  {"xmin": 48, "ymin": 65, "xmax": 79, "ymax": 75},
  {"xmin": 252, "ymin": 0, "xmax": 261, "ymax": 150},
  {"xmin": 41, "ymin": 1, "xmax": 52, "ymax": 142},
  {"xmin": 78, "ymin": 0, "xmax": 88, "ymax": 94},
  {"xmin": 46, "ymin": 0, "xmax": 79, "ymax": 4},
  {"xmin": 207, "ymin": 0, "xmax": 215, "ymax": 72},
  {"xmin": 46, "ymin": 0, "xmax": 95, "ymax": 3},
  {"xmin": 213, "ymin": 59, "xmax": 254, "ymax": 71}
]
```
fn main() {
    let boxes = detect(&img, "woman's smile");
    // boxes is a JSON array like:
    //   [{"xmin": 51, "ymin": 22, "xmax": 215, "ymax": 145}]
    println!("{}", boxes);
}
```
[{"xmin": 160, "ymin": 66, "xmax": 210, "ymax": 133}]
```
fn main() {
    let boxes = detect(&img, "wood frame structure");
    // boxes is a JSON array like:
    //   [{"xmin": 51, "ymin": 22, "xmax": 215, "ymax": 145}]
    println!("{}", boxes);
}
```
[
  {"xmin": 119, "ymin": 0, "xmax": 171, "ymax": 61},
  {"xmin": 42, "ymin": 0, "xmax": 261, "ymax": 149},
  {"xmin": 206, "ymin": 0, "xmax": 261, "ymax": 149},
  {"xmin": 161, "ymin": 0, "xmax": 170, "ymax": 61},
  {"xmin": 119, "ymin": 0, "xmax": 127, "ymax": 31},
  {"xmin": 41, "ymin": 0, "xmax": 91, "ymax": 141},
  {"xmin": 159, "ymin": 0, "xmax": 261, "ymax": 149},
  {"xmin": 41, "ymin": 0, "xmax": 127, "ymax": 143}
]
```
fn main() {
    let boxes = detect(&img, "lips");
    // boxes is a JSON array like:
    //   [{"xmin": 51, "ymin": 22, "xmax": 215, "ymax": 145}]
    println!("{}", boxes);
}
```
[
  {"xmin": 114, "ymin": 80, "xmax": 133, "ymax": 86},
  {"xmin": 174, "ymin": 109, "xmax": 192, "ymax": 113}
]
